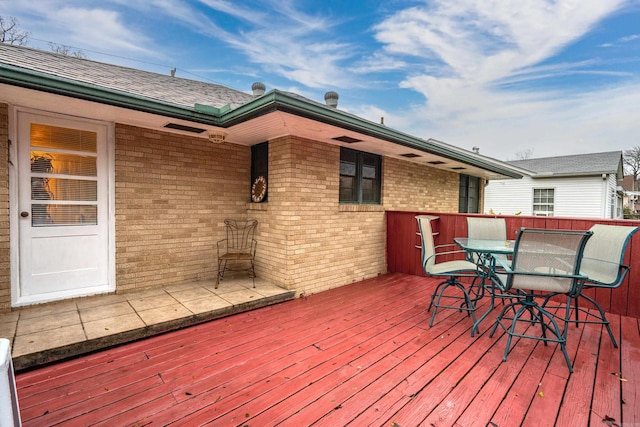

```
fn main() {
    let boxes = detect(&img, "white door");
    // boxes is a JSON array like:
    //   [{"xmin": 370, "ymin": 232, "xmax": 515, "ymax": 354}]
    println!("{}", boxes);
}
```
[{"xmin": 17, "ymin": 112, "xmax": 111, "ymax": 304}]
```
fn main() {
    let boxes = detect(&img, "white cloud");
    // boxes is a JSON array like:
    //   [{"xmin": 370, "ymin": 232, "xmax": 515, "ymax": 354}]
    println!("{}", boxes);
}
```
[
  {"xmin": 367, "ymin": 0, "xmax": 637, "ymax": 159},
  {"xmin": 352, "ymin": 52, "xmax": 408, "ymax": 74},
  {"xmin": 0, "ymin": 1, "xmax": 161, "ymax": 57},
  {"xmin": 53, "ymin": 7, "xmax": 155, "ymax": 55},
  {"xmin": 384, "ymin": 78, "xmax": 640, "ymax": 159},
  {"xmin": 619, "ymin": 34, "xmax": 640, "ymax": 42},
  {"xmin": 3, "ymin": 0, "xmax": 638, "ymax": 160},
  {"xmin": 202, "ymin": 2, "xmax": 358, "ymax": 89}
]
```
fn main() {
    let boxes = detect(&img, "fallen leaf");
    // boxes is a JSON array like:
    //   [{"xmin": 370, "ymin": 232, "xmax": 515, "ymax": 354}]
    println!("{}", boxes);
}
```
[
  {"xmin": 603, "ymin": 415, "xmax": 620, "ymax": 427},
  {"xmin": 538, "ymin": 391, "xmax": 544, "ymax": 397},
  {"xmin": 612, "ymin": 372, "xmax": 628, "ymax": 381}
]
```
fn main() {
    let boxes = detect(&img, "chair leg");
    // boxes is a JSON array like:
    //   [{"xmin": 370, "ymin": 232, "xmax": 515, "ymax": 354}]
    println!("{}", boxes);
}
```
[
  {"xmin": 544, "ymin": 292, "xmax": 618, "ymax": 349},
  {"xmin": 493, "ymin": 298, "xmax": 573, "ymax": 373},
  {"xmin": 428, "ymin": 278, "xmax": 477, "ymax": 328},
  {"xmin": 578, "ymin": 294, "xmax": 618, "ymax": 348},
  {"xmin": 250, "ymin": 260, "xmax": 256, "ymax": 288},
  {"xmin": 428, "ymin": 281, "xmax": 447, "ymax": 312},
  {"xmin": 215, "ymin": 259, "xmax": 227, "ymax": 289}
]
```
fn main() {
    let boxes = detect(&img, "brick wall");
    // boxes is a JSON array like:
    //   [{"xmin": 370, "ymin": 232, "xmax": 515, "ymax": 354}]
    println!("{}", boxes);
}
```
[
  {"xmin": 0, "ymin": 104, "xmax": 9, "ymax": 310},
  {"xmin": 383, "ymin": 156, "xmax": 459, "ymax": 212},
  {"xmin": 247, "ymin": 136, "xmax": 461, "ymax": 296},
  {"xmin": 0, "ymin": 116, "xmax": 466, "ymax": 307},
  {"xmin": 114, "ymin": 124, "xmax": 250, "ymax": 291}
]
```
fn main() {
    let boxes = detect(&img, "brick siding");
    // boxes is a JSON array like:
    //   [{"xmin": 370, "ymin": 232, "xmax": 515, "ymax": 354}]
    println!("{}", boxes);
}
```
[
  {"xmin": 248, "ymin": 136, "xmax": 462, "ymax": 296},
  {"xmin": 0, "ymin": 104, "xmax": 9, "ymax": 310},
  {"xmin": 114, "ymin": 124, "xmax": 250, "ymax": 291},
  {"xmin": 0, "ymin": 113, "xmax": 466, "ymax": 308}
]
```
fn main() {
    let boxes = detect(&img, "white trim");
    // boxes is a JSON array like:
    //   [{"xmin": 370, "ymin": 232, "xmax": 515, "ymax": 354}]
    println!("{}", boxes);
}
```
[{"xmin": 8, "ymin": 106, "xmax": 18, "ymax": 307}]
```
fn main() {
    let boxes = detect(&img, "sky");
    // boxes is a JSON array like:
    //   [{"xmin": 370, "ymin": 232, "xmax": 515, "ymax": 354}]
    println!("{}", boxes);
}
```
[{"xmin": 2, "ymin": 0, "xmax": 640, "ymax": 161}]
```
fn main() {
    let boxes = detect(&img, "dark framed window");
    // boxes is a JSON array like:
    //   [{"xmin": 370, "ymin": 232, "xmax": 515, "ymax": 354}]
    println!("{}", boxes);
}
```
[
  {"xmin": 459, "ymin": 174, "xmax": 480, "ymax": 213},
  {"xmin": 339, "ymin": 147, "xmax": 381, "ymax": 204},
  {"xmin": 251, "ymin": 142, "xmax": 268, "ymax": 203}
]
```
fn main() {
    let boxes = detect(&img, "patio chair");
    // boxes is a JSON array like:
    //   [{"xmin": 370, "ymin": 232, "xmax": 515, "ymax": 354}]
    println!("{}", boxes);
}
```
[
  {"xmin": 416, "ymin": 215, "xmax": 480, "ymax": 328},
  {"xmin": 466, "ymin": 217, "xmax": 509, "ymax": 298},
  {"xmin": 216, "ymin": 219, "xmax": 258, "ymax": 288},
  {"xmin": 467, "ymin": 217, "xmax": 507, "ymax": 243},
  {"xmin": 543, "ymin": 224, "xmax": 638, "ymax": 348},
  {"xmin": 489, "ymin": 228, "xmax": 592, "ymax": 373}
]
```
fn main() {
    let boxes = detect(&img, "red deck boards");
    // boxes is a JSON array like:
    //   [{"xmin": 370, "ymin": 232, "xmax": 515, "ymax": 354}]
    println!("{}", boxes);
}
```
[{"xmin": 16, "ymin": 273, "xmax": 640, "ymax": 426}]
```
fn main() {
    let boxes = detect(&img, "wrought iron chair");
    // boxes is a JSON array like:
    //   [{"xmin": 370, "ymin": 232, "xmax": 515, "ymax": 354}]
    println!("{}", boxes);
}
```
[
  {"xmin": 543, "ymin": 224, "xmax": 638, "ymax": 348},
  {"xmin": 489, "ymin": 228, "xmax": 592, "ymax": 373},
  {"xmin": 416, "ymin": 215, "xmax": 480, "ymax": 328},
  {"xmin": 216, "ymin": 219, "xmax": 258, "ymax": 288}
]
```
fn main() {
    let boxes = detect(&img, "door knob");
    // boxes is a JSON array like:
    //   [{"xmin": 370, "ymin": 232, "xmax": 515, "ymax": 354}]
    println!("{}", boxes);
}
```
[{"xmin": 20, "ymin": 211, "xmax": 29, "ymax": 218}]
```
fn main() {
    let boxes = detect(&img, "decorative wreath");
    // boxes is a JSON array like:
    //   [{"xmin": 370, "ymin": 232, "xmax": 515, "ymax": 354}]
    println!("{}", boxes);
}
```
[{"xmin": 251, "ymin": 175, "xmax": 267, "ymax": 202}]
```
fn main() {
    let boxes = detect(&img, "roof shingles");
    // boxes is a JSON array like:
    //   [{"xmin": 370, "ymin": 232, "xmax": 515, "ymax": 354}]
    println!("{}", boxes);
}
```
[
  {"xmin": 508, "ymin": 151, "xmax": 622, "ymax": 176},
  {"xmin": 0, "ymin": 44, "xmax": 254, "ymax": 109}
]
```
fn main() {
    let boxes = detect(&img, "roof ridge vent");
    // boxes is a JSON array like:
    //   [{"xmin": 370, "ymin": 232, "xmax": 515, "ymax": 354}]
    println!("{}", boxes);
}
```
[
  {"xmin": 252, "ymin": 82, "xmax": 266, "ymax": 97},
  {"xmin": 324, "ymin": 91, "xmax": 339, "ymax": 108}
]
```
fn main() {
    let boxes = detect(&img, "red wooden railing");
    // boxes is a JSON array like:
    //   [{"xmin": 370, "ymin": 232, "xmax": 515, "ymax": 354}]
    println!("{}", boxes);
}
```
[{"xmin": 386, "ymin": 211, "xmax": 640, "ymax": 318}]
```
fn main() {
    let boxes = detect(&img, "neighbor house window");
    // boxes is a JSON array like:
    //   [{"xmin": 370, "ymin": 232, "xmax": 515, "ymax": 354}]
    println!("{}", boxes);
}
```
[
  {"xmin": 533, "ymin": 188, "xmax": 554, "ymax": 216},
  {"xmin": 251, "ymin": 142, "xmax": 268, "ymax": 203},
  {"xmin": 339, "ymin": 147, "xmax": 381, "ymax": 204},
  {"xmin": 459, "ymin": 175, "xmax": 480, "ymax": 213}
]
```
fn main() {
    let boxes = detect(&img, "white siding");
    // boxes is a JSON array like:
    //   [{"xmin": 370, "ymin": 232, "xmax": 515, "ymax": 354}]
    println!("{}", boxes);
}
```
[
  {"xmin": 606, "ymin": 174, "xmax": 623, "ymax": 219},
  {"xmin": 484, "ymin": 177, "xmax": 535, "ymax": 216},
  {"xmin": 484, "ymin": 175, "xmax": 611, "ymax": 218}
]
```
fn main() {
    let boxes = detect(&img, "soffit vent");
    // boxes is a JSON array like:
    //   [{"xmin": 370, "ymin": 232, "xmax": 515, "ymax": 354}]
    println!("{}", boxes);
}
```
[
  {"xmin": 163, "ymin": 123, "xmax": 207, "ymax": 134},
  {"xmin": 400, "ymin": 153, "xmax": 421, "ymax": 158},
  {"xmin": 427, "ymin": 160, "xmax": 446, "ymax": 165},
  {"xmin": 451, "ymin": 167, "xmax": 466, "ymax": 170},
  {"xmin": 332, "ymin": 136, "xmax": 362, "ymax": 144}
]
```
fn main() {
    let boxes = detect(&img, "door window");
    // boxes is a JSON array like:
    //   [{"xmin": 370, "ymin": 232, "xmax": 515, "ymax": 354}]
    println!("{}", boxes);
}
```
[{"xmin": 29, "ymin": 124, "xmax": 98, "ymax": 226}]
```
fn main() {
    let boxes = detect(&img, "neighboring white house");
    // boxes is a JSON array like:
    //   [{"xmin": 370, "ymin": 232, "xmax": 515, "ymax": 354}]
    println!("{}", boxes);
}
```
[
  {"xmin": 621, "ymin": 175, "xmax": 640, "ymax": 217},
  {"xmin": 484, "ymin": 151, "xmax": 624, "ymax": 219}
]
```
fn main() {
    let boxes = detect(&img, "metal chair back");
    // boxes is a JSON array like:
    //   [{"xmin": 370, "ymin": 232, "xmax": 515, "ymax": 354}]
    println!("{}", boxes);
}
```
[
  {"xmin": 223, "ymin": 219, "xmax": 258, "ymax": 255},
  {"xmin": 467, "ymin": 217, "xmax": 507, "ymax": 241},
  {"xmin": 580, "ymin": 224, "xmax": 639, "ymax": 287},
  {"xmin": 216, "ymin": 219, "xmax": 258, "ymax": 288},
  {"xmin": 506, "ymin": 228, "xmax": 592, "ymax": 295},
  {"xmin": 416, "ymin": 215, "xmax": 437, "ymax": 271},
  {"xmin": 467, "ymin": 217, "xmax": 507, "ymax": 263}
]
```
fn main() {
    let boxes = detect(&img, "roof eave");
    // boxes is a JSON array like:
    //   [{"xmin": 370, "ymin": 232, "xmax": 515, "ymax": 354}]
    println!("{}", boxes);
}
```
[
  {"xmin": 0, "ymin": 63, "xmax": 219, "ymax": 125},
  {"xmin": 531, "ymin": 171, "xmax": 618, "ymax": 179},
  {"xmin": 222, "ymin": 90, "xmax": 522, "ymax": 179},
  {"xmin": 0, "ymin": 65, "xmax": 521, "ymax": 179}
]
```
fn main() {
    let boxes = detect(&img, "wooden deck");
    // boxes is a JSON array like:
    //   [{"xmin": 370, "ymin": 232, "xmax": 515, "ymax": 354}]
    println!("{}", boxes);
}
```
[{"xmin": 15, "ymin": 273, "xmax": 640, "ymax": 426}]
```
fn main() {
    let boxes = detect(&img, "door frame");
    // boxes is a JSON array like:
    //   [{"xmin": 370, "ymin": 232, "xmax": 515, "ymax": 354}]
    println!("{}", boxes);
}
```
[{"xmin": 10, "ymin": 106, "xmax": 116, "ymax": 307}]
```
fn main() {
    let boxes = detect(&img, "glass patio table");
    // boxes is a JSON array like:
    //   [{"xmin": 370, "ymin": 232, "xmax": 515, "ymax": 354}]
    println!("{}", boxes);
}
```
[{"xmin": 454, "ymin": 237, "xmax": 515, "ymax": 336}]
